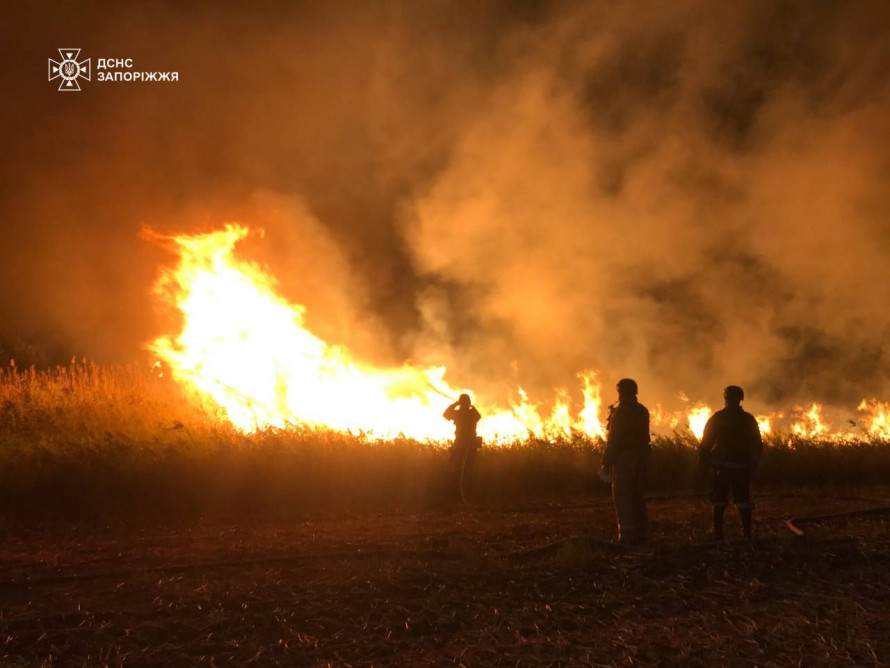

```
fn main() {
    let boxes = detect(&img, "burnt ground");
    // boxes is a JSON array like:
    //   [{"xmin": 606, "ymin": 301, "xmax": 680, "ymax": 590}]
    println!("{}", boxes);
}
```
[{"xmin": 1, "ymin": 492, "xmax": 889, "ymax": 667}]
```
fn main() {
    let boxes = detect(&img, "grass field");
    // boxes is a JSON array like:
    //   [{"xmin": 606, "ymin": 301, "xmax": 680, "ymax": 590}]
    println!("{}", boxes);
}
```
[
  {"xmin": 2, "ymin": 363, "xmax": 890, "ymax": 666},
  {"xmin": 2, "ymin": 362, "xmax": 890, "ymax": 519}
]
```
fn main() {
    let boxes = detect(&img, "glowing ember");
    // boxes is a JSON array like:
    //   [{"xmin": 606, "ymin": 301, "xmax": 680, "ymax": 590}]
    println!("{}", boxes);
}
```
[{"xmin": 145, "ymin": 225, "xmax": 607, "ymax": 442}]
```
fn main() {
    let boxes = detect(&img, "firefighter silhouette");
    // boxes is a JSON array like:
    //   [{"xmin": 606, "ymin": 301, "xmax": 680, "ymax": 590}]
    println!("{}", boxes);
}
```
[
  {"xmin": 601, "ymin": 378, "xmax": 651, "ymax": 544},
  {"xmin": 443, "ymin": 393, "xmax": 482, "ymax": 504},
  {"xmin": 698, "ymin": 385, "xmax": 764, "ymax": 539}
]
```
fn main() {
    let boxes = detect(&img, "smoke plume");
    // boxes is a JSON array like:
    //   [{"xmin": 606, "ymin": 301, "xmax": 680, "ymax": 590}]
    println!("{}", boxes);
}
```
[{"xmin": 2, "ymin": 0, "xmax": 889, "ymax": 413}]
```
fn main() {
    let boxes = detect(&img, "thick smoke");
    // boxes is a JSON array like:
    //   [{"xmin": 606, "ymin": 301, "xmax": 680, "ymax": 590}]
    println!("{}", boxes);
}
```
[
  {"xmin": 2, "ymin": 0, "xmax": 889, "ymax": 413},
  {"xmin": 405, "ymin": 0, "xmax": 890, "ymax": 410}
]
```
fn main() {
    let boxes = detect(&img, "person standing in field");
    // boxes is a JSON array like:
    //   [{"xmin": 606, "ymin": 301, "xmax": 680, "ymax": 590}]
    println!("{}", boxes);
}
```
[
  {"xmin": 698, "ymin": 385, "xmax": 764, "ymax": 540},
  {"xmin": 601, "ymin": 378, "xmax": 651, "ymax": 545},
  {"xmin": 443, "ymin": 393, "xmax": 482, "ymax": 504}
]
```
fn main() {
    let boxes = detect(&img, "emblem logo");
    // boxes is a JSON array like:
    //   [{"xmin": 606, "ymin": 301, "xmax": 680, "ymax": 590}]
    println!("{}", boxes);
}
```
[{"xmin": 48, "ymin": 49, "xmax": 91, "ymax": 91}]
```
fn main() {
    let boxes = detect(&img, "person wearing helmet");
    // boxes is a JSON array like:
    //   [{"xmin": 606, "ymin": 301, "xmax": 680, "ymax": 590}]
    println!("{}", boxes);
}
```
[
  {"xmin": 698, "ymin": 385, "xmax": 763, "ymax": 539},
  {"xmin": 601, "ymin": 378, "xmax": 651, "ymax": 545},
  {"xmin": 443, "ymin": 393, "xmax": 482, "ymax": 504}
]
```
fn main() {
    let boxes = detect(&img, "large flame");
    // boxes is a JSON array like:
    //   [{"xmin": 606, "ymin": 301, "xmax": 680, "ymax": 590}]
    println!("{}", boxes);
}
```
[
  {"xmin": 146, "ymin": 225, "xmax": 606, "ymax": 442},
  {"xmin": 146, "ymin": 225, "xmax": 890, "ymax": 445}
]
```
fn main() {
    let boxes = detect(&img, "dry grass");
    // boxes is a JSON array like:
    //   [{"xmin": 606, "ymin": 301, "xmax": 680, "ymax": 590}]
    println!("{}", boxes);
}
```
[
  {"xmin": 1, "ymin": 362, "xmax": 889, "ymax": 519},
  {"xmin": 2, "ymin": 364, "xmax": 889, "ymax": 665}
]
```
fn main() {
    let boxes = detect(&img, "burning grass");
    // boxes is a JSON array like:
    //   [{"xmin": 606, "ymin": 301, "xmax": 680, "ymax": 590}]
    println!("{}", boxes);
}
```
[{"xmin": 2, "ymin": 361, "xmax": 890, "ymax": 519}]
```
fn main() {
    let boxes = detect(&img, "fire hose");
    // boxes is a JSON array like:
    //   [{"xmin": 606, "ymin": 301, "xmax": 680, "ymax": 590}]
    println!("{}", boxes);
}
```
[
  {"xmin": 505, "ymin": 492, "xmax": 890, "ymax": 560},
  {"xmin": 784, "ymin": 504, "xmax": 890, "ymax": 538}
]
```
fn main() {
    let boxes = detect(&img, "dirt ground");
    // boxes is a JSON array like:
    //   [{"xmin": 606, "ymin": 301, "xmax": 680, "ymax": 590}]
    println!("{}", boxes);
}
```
[{"xmin": 1, "ymin": 492, "xmax": 889, "ymax": 667}]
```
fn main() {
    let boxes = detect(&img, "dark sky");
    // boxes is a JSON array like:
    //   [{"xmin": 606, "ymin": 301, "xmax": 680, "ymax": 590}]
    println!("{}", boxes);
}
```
[{"xmin": 2, "ymin": 0, "xmax": 889, "ymax": 409}]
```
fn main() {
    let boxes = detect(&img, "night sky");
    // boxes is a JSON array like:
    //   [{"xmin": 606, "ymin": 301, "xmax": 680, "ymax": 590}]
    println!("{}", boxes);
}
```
[{"xmin": 2, "ymin": 0, "xmax": 889, "ymax": 409}]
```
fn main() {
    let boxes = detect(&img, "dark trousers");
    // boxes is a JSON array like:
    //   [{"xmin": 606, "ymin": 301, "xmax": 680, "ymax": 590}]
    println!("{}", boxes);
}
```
[
  {"xmin": 449, "ymin": 436, "xmax": 480, "ymax": 501},
  {"xmin": 711, "ymin": 467, "xmax": 754, "ymax": 537},
  {"xmin": 711, "ymin": 467, "xmax": 753, "ymax": 509},
  {"xmin": 611, "ymin": 453, "xmax": 648, "ymax": 543}
]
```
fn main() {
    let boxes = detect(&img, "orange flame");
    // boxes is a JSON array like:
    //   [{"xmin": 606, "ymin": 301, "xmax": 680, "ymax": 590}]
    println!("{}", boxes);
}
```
[
  {"xmin": 144, "ymin": 225, "xmax": 890, "ymax": 444},
  {"xmin": 755, "ymin": 414, "xmax": 775, "ymax": 436},
  {"xmin": 575, "ymin": 370, "xmax": 606, "ymax": 439},
  {"xmin": 650, "ymin": 404, "xmax": 682, "ymax": 432},
  {"xmin": 146, "ymin": 225, "xmax": 607, "ymax": 442},
  {"xmin": 686, "ymin": 404, "xmax": 713, "ymax": 440},
  {"xmin": 858, "ymin": 399, "xmax": 890, "ymax": 440},
  {"xmin": 791, "ymin": 403, "xmax": 830, "ymax": 439}
]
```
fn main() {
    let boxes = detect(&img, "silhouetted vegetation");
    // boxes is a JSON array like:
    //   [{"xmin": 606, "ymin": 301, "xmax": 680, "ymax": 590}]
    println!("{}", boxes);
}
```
[{"xmin": 2, "ymin": 362, "xmax": 890, "ymax": 519}]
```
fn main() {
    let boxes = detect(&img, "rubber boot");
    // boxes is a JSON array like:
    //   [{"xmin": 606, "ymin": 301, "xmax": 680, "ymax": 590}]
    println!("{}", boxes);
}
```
[
  {"xmin": 713, "ymin": 506, "xmax": 725, "ymax": 541},
  {"xmin": 740, "ymin": 509, "xmax": 753, "ymax": 538}
]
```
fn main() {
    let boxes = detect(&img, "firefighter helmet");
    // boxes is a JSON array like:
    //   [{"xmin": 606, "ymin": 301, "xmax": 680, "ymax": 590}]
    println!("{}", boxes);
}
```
[{"xmin": 616, "ymin": 378, "xmax": 638, "ymax": 395}]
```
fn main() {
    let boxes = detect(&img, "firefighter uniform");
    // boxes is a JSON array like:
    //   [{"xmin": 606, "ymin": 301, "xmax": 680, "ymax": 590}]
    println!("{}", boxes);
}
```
[
  {"xmin": 699, "ymin": 394, "xmax": 763, "ymax": 539},
  {"xmin": 602, "ymin": 384, "xmax": 651, "ymax": 544}
]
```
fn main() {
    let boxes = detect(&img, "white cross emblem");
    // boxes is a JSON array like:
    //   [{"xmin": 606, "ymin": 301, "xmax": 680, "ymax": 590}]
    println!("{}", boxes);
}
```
[{"xmin": 48, "ymin": 48, "xmax": 91, "ymax": 92}]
